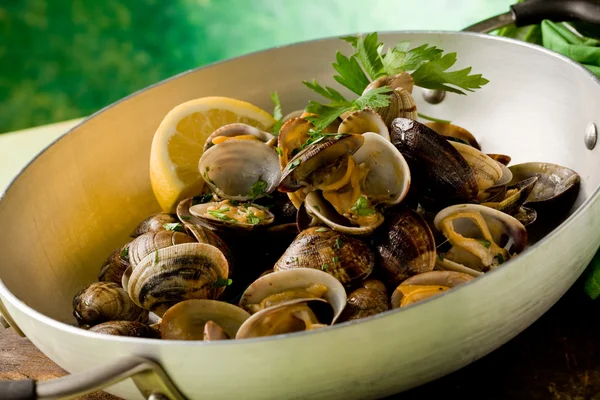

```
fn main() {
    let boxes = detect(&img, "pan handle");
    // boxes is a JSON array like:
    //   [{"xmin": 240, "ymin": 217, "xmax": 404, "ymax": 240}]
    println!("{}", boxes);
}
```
[
  {"xmin": 0, "ymin": 356, "xmax": 186, "ymax": 400},
  {"xmin": 512, "ymin": 0, "xmax": 600, "ymax": 28}
]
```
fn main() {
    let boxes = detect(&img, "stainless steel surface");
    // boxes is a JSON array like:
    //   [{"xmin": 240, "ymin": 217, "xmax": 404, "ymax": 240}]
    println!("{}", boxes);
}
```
[
  {"xmin": 0, "ymin": 314, "xmax": 9, "ymax": 329},
  {"xmin": 0, "ymin": 32, "xmax": 599, "ymax": 400},
  {"xmin": 585, "ymin": 122, "xmax": 598, "ymax": 150},
  {"xmin": 463, "ymin": 11, "xmax": 515, "ymax": 34},
  {"xmin": 421, "ymin": 88, "xmax": 446, "ymax": 104},
  {"xmin": 36, "ymin": 356, "xmax": 185, "ymax": 400}
]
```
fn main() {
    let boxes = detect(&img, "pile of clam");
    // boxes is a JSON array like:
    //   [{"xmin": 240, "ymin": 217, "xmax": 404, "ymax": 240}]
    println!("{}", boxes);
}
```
[{"xmin": 74, "ymin": 72, "xmax": 581, "ymax": 340}]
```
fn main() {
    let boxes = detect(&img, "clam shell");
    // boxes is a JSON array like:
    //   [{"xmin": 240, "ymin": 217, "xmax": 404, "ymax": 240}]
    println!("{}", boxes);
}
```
[
  {"xmin": 338, "ymin": 287, "xmax": 389, "ymax": 322},
  {"xmin": 98, "ymin": 243, "xmax": 131, "ymax": 284},
  {"xmin": 128, "ymin": 230, "xmax": 195, "ymax": 268},
  {"xmin": 352, "ymin": 132, "xmax": 411, "ymax": 206},
  {"xmin": 433, "ymin": 203, "xmax": 528, "ymax": 269},
  {"xmin": 364, "ymin": 72, "xmax": 414, "ymax": 94},
  {"xmin": 188, "ymin": 201, "xmax": 275, "ymax": 232},
  {"xmin": 487, "ymin": 154, "xmax": 512, "ymax": 166},
  {"xmin": 89, "ymin": 321, "xmax": 159, "ymax": 338},
  {"xmin": 374, "ymin": 88, "xmax": 417, "ymax": 127},
  {"xmin": 160, "ymin": 299, "xmax": 250, "ymax": 340},
  {"xmin": 390, "ymin": 271, "xmax": 474, "ymax": 308},
  {"xmin": 203, "ymin": 123, "xmax": 276, "ymax": 152},
  {"xmin": 235, "ymin": 299, "xmax": 330, "ymax": 339},
  {"xmin": 304, "ymin": 191, "xmax": 385, "ymax": 236},
  {"xmin": 198, "ymin": 140, "xmax": 281, "ymax": 201},
  {"xmin": 239, "ymin": 268, "xmax": 347, "ymax": 324},
  {"xmin": 282, "ymin": 110, "xmax": 305, "ymax": 123},
  {"xmin": 482, "ymin": 176, "xmax": 539, "ymax": 216},
  {"xmin": 449, "ymin": 141, "xmax": 502, "ymax": 192},
  {"xmin": 373, "ymin": 208, "xmax": 436, "ymax": 289},
  {"xmin": 337, "ymin": 109, "xmax": 390, "ymax": 141},
  {"xmin": 425, "ymin": 122, "xmax": 480, "ymax": 150},
  {"xmin": 73, "ymin": 282, "xmax": 148, "ymax": 327},
  {"xmin": 127, "ymin": 243, "xmax": 229, "ymax": 316},
  {"xmin": 493, "ymin": 161, "xmax": 514, "ymax": 188},
  {"xmin": 130, "ymin": 213, "xmax": 178, "ymax": 238},
  {"xmin": 273, "ymin": 226, "xmax": 374, "ymax": 285},
  {"xmin": 507, "ymin": 162, "xmax": 581, "ymax": 211},
  {"xmin": 278, "ymin": 134, "xmax": 364, "ymax": 193},
  {"xmin": 391, "ymin": 118, "xmax": 478, "ymax": 207},
  {"xmin": 435, "ymin": 255, "xmax": 484, "ymax": 277},
  {"xmin": 277, "ymin": 118, "xmax": 313, "ymax": 169}
]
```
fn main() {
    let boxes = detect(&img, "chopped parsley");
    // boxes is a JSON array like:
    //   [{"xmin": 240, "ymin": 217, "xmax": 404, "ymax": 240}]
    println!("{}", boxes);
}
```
[
  {"xmin": 163, "ymin": 222, "xmax": 185, "ymax": 232},
  {"xmin": 180, "ymin": 215, "xmax": 191, "ymax": 221},
  {"xmin": 288, "ymin": 159, "xmax": 301, "ymax": 169},
  {"xmin": 334, "ymin": 237, "xmax": 344, "ymax": 250},
  {"xmin": 192, "ymin": 193, "xmax": 213, "ymax": 205},
  {"xmin": 350, "ymin": 196, "xmax": 376, "ymax": 216},
  {"xmin": 203, "ymin": 167, "xmax": 215, "ymax": 185},
  {"xmin": 275, "ymin": 146, "xmax": 283, "ymax": 156},
  {"xmin": 497, "ymin": 253, "xmax": 506, "ymax": 265},
  {"xmin": 213, "ymin": 277, "xmax": 233, "ymax": 288},
  {"xmin": 207, "ymin": 208, "xmax": 236, "ymax": 222},
  {"xmin": 437, "ymin": 253, "xmax": 444, "ymax": 262},
  {"xmin": 120, "ymin": 246, "xmax": 129, "ymax": 260},
  {"xmin": 229, "ymin": 199, "xmax": 240, "ymax": 206},
  {"xmin": 316, "ymin": 227, "xmax": 328, "ymax": 232},
  {"xmin": 321, "ymin": 263, "xmax": 329, "ymax": 271},
  {"xmin": 246, "ymin": 210, "xmax": 263, "ymax": 225},
  {"xmin": 154, "ymin": 250, "xmax": 159, "ymax": 266},
  {"xmin": 333, "ymin": 256, "xmax": 339, "ymax": 264},
  {"xmin": 249, "ymin": 179, "xmax": 268, "ymax": 201},
  {"xmin": 477, "ymin": 239, "xmax": 492, "ymax": 249}
]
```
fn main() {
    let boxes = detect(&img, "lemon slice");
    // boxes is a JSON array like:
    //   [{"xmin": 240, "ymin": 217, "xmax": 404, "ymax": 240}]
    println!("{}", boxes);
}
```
[{"xmin": 150, "ymin": 97, "xmax": 275, "ymax": 212}]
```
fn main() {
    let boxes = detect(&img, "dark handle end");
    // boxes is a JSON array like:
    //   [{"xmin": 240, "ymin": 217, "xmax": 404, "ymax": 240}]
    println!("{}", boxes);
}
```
[
  {"xmin": 512, "ymin": 0, "xmax": 600, "ymax": 27},
  {"xmin": 0, "ymin": 379, "xmax": 36, "ymax": 400}
]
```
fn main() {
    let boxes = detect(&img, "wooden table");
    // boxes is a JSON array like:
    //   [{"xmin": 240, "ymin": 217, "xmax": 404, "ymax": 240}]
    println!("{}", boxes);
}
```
[{"xmin": 2, "ymin": 273, "xmax": 599, "ymax": 399}]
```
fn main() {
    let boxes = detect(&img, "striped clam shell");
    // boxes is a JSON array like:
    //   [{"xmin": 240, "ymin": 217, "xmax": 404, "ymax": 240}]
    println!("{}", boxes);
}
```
[
  {"xmin": 72, "ymin": 281, "xmax": 148, "ymax": 327},
  {"xmin": 128, "ymin": 230, "xmax": 196, "ymax": 268},
  {"xmin": 127, "ymin": 243, "xmax": 229, "ymax": 317}
]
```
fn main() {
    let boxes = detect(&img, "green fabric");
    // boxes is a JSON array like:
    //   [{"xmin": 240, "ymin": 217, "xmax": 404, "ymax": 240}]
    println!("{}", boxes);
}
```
[{"xmin": 541, "ymin": 20, "xmax": 600, "ymax": 77}]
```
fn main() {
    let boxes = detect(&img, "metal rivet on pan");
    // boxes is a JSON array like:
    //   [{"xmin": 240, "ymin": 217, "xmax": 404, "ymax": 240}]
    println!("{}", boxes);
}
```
[
  {"xmin": 585, "ymin": 122, "xmax": 597, "ymax": 150},
  {"xmin": 422, "ymin": 89, "xmax": 446, "ymax": 104}
]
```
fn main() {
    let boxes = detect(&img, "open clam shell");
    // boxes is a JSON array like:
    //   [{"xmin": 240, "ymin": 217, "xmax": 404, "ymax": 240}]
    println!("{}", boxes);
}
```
[
  {"xmin": 364, "ymin": 72, "xmax": 414, "ymax": 94},
  {"xmin": 337, "ymin": 109, "xmax": 390, "ymax": 141},
  {"xmin": 482, "ymin": 176, "xmax": 539, "ymax": 217},
  {"xmin": 508, "ymin": 162, "xmax": 581, "ymax": 213},
  {"xmin": 203, "ymin": 123, "xmax": 276, "ymax": 152},
  {"xmin": 130, "ymin": 213, "xmax": 178, "ymax": 238},
  {"xmin": 278, "ymin": 134, "xmax": 364, "ymax": 193},
  {"xmin": 188, "ymin": 200, "xmax": 275, "ymax": 232},
  {"xmin": 160, "ymin": 299, "xmax": 250, "ymax": 340},
  {"xmin": 433, "ymin": 203, "xmax": 528, "ymax": 275},
  {"xmin": 353, "ymin": 132, "xmax": 411, "ymax": 206},
  {"xmin": 239, "ymin": 268, "xmax": 347, "ymax": 323},
  {"xmin": 304, "ymin": 191, "xmax": 385, "ymax": 236},
  {"xmin": 425, "ymin": 122, "xmax": 480, "ymax": 150},
  {"xmin": 391, "ymin": 118, "xmax": 478, "ymax": 207},
  {"xmin": 235, "ymin": 298, "xmax": 332, "ymax": 339},
  {"xmin": 127, "ymin": 243, "xmax": 229, "ymax": 317},
  {"xmin": 198, "ymin": 139, "xmax": 281, "ymax": 201},
  {"xmin": 391, "ymin": 271, "xmax": 475, "ymax": 308},
  {"xmin": 277, "ymin": 118, "xmax": 313, "ymax": 169},
  {"xmin": 274, "ymin": 226, "xmax": 374, "ymax": 286}
]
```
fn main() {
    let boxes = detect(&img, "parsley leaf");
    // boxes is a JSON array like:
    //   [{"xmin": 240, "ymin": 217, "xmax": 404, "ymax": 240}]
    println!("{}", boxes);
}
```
[
  {"xmin": 334, "ymin": 237, "xmax": 344, "ymax": 250},
  {"xmin": 332, "ymin": 51, "xmax": 371, "ymax": 95},
  {"xmin": 249, "ymin": 179, "xmax": 268, "ymax": 201},
  {"xmin": 321, "ymin": 263, "xmax": 329, "ymax": 271},
  {"xmin": 316, "ymin": 227, "xmax": 328, "ymax": 232},
  {"xmin": 353, "ymin": 86, "xmax": 392, "ymax": 109},
  {"xmin": 270, "ymin": 92, "xmax": 284, "ymax": 135},
  {"xmin": 411, "ymin": 52, "xmax": 489, "ymax": 95},
  {"xmin": 154, "ymin": 250, "xmax": 159, "ymax": 265},
  {"xmin": 180, "ymin": 215, "xmax": 191, "ymax": 221},
  {"xmin": 383, "ymin": 43, "xmax": 443, "ymax": 75},
  {"xmin": 497, "ymin": 253, "xmax": 505, "ymax": 264},
  {"xmin": 302, "ymin": 79, "xmax": 351, "ymax": 106},
  {"xmin": 356, "ymin": 32, "xmax": 385, "ymax": 80},
  {"xmin": 350, "ymin": 196, "xmax": 376, "ymax": 216},
  {"xmin": 213, "ymin": 277, "xmax": 233, "ymax": 288},
  {"xmin": 246, "ymin": 210, "xmax": 263, "ymax": 225},
  {"xmin": 275, "ymin": 146, "xmax": 283, "ymax": 156},
  {"xmin": 288, "ymin": 159, "xmax": 301, "ymax": 169},
  {"xmin": 163, "ymin": 222, "xmax": 185, "ymax": 232},
  {"xmin": 418, "ymin": 113, "xmax": 451, "ymax": 124},
  {"xmin": 339, "ymin": 35, "xmax": 359, "ymax": 47}
]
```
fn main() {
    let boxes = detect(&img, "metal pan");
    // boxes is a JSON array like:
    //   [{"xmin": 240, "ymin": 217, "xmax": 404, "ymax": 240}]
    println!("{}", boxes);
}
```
[{"xmin": 1, "ymin": 2, "xmax": 600, "ymax": 399}]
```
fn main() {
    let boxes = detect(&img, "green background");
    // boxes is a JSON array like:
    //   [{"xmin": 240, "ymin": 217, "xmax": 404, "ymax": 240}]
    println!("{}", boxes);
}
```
[{"xmin": 0, "ymin": 0, "xmax": 514, "ymax": 133}]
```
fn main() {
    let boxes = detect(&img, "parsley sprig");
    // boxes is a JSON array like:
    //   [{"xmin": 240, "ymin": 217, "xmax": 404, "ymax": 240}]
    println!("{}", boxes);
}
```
[
  {"xmin": 302, "ymin": 32, "xmax": 488, "ymax": 131},
  {"xmin": 350, "ymin": 196, "xmax": 376, "ymax": 217},
  {"xmin": 207, "ymin": 207, "xmax": 236, "ymax": 222}
]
